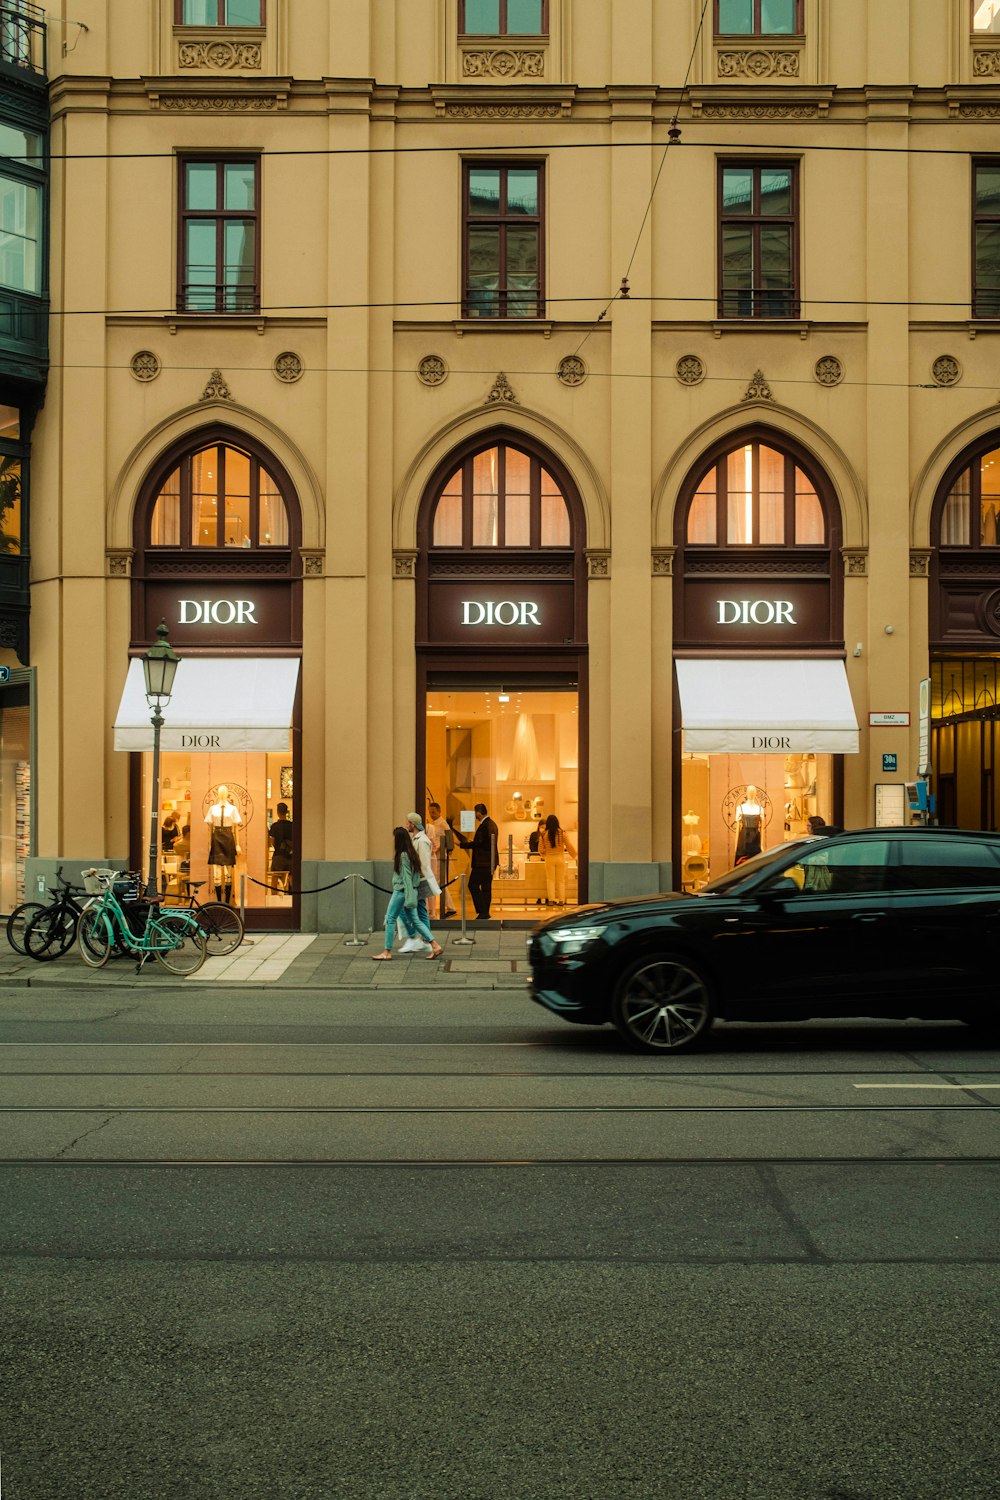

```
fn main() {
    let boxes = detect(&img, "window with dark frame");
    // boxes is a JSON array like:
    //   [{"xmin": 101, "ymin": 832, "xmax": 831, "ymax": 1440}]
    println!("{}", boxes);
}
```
[
  {"xmin": 179, "ymin": 157, "xmax": 259, "ymax": 314},
  {"xmin": 685, "ymin": 441, "xmax": 826, "ymax": 548},
  {"xmin": 718, "ymin": 161, "xmax": 799, "ymax": 319},
  {"xmin": 973, "ymin": 161, "xmax": 1000, "ymax": 318},
  {"xmin": 175, "ymin": 0, "xmax": 264, "ymax": 24},
  {"xmin": 459, "ymin": 0, "xmax": 547, "ymax": 36},
  {"xmin": 463, "ymin": 162, "xmax": 544, "ymax": 319},
  {"xmin": 938, "ymin": 442, "xmax": 1000, "ymax": 548},
  {"xmin": 149, "ymin": 443, "xmax": 290, "ymax": 550},
  {"xmin": 431, "ymin": 444, "xmax": 571, "ymax": 550},
  {"xmin": 715, "ymin": 0, "xmax": 801, "ymax": 35}
]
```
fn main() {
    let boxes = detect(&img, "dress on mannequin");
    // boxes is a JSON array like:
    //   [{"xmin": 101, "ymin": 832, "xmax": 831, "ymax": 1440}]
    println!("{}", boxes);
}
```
[
  {"xmin": 205, "ymin": 786, "xmax": 242, "ymax": 903},
  {"xmin": 735, "ymin": 788, "xmax": 763, "ymax": 861}
]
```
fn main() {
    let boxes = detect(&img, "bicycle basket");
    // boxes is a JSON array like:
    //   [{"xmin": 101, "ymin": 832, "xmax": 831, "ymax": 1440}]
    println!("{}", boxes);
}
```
[{"xmin": 82, "ymin": 867, "xmax": 121, "ymax": 894}]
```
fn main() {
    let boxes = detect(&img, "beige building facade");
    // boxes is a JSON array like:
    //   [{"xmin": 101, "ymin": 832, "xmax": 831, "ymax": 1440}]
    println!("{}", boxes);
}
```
[{"xmin": 5, "ymin": 0, "xmax": 1000, "ymax": 925}]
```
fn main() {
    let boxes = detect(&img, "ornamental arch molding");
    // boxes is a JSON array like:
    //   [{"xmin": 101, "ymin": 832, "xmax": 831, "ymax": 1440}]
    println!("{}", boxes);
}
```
[
  {"xmin": 651, "ymin": 404, "xmax": 865, "ymax": 551},
  {"xmin": 106, "ymin": 400, "xmax": 325, "ymax": 553},
  {"xmin": 393, "ymin": 405, "xmax": 609, "ymax": 553},
  {"xmin": 910, "ymin": 408, "xmax": 1000, "ymax": 548}
]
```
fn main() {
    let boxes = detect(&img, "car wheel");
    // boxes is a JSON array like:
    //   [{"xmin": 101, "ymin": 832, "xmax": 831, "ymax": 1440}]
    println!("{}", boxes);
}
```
[{"xmin": 611, "ymin": 953, "xmax": 714, "ymax": 1053}]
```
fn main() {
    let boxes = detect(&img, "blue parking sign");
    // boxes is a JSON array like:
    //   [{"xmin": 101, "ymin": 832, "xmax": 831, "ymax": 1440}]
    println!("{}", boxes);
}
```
[{"xmin": 882, "ymin": 752, "xmax": 897, "ymax": 773}]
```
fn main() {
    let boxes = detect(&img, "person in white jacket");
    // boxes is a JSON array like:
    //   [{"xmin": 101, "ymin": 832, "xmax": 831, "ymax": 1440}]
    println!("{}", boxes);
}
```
[{"xmin": 398, "ymin": 812, "xmax": 441, "ymax": 954}]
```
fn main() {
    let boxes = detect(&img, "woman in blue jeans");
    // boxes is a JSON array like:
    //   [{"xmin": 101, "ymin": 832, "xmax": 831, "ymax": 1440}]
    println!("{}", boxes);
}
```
[{"xmin": 372, "ymin": 826, "xmax": 443, "ymax": 961}]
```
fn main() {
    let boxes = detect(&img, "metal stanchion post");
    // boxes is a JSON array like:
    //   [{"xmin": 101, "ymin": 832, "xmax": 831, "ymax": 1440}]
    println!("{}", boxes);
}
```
[
  {"xmin": 453, "ymin": 871, "xmax": 474, "ymax": 946},
  {"xmin": 344, "ymin": 872, "xmax": 367, "ymax": 947},
  {"xmin": 239, "ymin": 875, "xmax": 245, "ymax": 926}
]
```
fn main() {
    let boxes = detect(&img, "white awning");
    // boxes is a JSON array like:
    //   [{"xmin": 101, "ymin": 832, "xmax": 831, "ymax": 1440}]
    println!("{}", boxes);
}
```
[
  {"xmin": 676, "ymin": 658, "xmax": 859, "ymax": 755},
  {"xmin": 113, "ymin": 658, "xmax": 299, "ymax": 753}
]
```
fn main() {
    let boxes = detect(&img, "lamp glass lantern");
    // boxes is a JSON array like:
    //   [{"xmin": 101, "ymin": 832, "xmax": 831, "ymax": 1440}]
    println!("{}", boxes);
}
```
[{"xmin": 142, "ymin": 620, "xmax": 180, "ymax": 707}]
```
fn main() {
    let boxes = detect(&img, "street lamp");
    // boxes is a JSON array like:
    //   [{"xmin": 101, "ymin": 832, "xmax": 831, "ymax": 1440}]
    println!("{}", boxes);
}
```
[{"xmin": 141, "ymin": 620, "xmax": 180, "ymax": 903}]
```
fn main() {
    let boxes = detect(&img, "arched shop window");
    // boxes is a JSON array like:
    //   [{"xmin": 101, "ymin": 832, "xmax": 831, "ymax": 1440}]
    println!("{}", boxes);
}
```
[
  {"xmin": 685, "ymin": 439, "xmax": 826, "ymax": 547},
  {"xmin": 149, "ymin": 442, "xmax": 289, "ymax": 549},
  {"xmin": 430, "ymin": 442, "xmax": 573, "ymax": 550},
  {"xmin": 937, "ymin": 440, "xmax": 1000, "ymax": 548}
]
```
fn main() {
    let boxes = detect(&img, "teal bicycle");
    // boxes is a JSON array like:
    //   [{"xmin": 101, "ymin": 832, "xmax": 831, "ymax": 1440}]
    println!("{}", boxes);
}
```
[{"xmin": 77, "ymin": 869, "xmax": 207, "ymax": 975}]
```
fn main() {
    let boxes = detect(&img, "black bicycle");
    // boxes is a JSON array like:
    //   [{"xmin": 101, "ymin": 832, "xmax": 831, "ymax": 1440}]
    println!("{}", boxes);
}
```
[
  {"xmin": 9, "ymin": 869, "xmax": 93, "ymax": 960},
  {"xmin": 163, "ymin": 881, "xmax": 244, "ymax": 956}
]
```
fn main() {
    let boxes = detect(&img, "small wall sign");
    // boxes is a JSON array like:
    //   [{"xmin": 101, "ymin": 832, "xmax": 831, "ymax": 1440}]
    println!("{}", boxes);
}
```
[
  {"xmin": 882, "ymin": 753, "xmax": 898, "ymax": 772},
  {"xmin": 869, "ymin": 712, "xmax": 910, "ymax": 727}
]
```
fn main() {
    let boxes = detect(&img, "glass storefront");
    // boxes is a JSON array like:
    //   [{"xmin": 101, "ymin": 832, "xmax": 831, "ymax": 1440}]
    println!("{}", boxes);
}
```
[
  {"xmin": 679, "ymin": 749, "xmax": 834, "ymax": 887},
  {"xmin": 425, "ymin": 681, "xmax": 581, "ymax": 914},
  {"xmin": 0, "ymin": 683, "xmax": 30, "ymax": 911},
  {"xmin": 138, "ymin": 745, "xmax": 294, "ymax": 913}
]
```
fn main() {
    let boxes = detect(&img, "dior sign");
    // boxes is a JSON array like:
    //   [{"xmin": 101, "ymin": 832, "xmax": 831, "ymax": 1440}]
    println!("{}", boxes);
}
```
[
  {"xmin": 718, "ymin": 599, "xmax": 796, "ymax": 626},
  {"xmin": 461, "ymin": 600, "xmax": 541, "ymax": 627},
  {"xmin": 179, "ymin": 599, "xmax": 258, "ymax": 626}
]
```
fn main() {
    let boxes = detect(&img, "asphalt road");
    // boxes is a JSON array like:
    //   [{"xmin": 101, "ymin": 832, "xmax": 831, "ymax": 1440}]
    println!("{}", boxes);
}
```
[{"xmin": 0, "ymin": 982, "xmax": 998, "ymax": 1500}]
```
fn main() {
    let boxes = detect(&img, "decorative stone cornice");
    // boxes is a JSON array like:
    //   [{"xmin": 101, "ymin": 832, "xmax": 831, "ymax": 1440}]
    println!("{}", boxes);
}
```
[
  {"xmin": 652, "ymin": 548, "xmax": 676, "ymax": 577},
  {"xmin": 842, "ymin": 549, "xmax": 868, "ymax": 578},
  {"xmin": 697, "ymin": 102, "xmax": 817, "ymax": 119},
  {"xmin": 300, "ymin": 550, "xmax": 324, "ymax": 578},
  {"xmin": 445, "ymin": 102, "xmax": 561, "ymax": 119},
  {"xmin": 717, "ymin": 49, "xmax": 800, "ymax": 79},
  {"xmin": 909, "ymin": 550, "xmax": 932, "ymax": 578},
  {"xmin": 586, "ymin": 549, "xmax": 610, "ymax": 580},
  {"xmin": 106, "ymin": 549, "xmax": 133, "ymax": 578},
  {"xmin": 972, "ymin": 48, "xmax": 1000, "ymax": 77},
  {"xmin": 178, "ymin": 40, "xmax": 261, "ymax": 70},
  {"xmin": 461, "ymin": 47, "xmax": 545, "ymax": 79},
  {"xmin": 393, "ymin": 550, "xmax": 419, "ymax": 580}
]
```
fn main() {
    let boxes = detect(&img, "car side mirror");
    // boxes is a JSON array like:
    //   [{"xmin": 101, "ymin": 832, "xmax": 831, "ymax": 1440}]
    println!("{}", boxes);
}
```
[{"xmin": 759, "ymin": 876, "xmax": 800, "ymax": 901}]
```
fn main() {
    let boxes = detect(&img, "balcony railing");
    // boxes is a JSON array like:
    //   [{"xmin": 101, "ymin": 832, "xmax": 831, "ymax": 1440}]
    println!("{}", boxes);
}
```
[{"xmin": 0, "ymin": 2, "xmax": 46, "ymax": 78}]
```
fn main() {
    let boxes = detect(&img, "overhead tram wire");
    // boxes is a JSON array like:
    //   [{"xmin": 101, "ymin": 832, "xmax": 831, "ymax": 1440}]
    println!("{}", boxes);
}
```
[{"xmin": 571, "ymin": 0, "xmax": 712, "ymax": 359}]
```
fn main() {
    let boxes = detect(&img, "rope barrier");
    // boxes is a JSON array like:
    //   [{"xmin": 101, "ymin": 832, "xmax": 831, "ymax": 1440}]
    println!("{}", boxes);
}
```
[{"xmin": 244, "ymin": 874, "xmax": 351, "ymax": 897}]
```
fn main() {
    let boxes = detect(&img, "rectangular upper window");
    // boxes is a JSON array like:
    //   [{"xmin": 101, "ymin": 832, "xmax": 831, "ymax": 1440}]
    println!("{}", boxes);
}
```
[
  {"xmin": 973, "ymin": 161, "xmax": 1000, "ymax": 317},
  {"xmin": 463, "ymin": 163, "xmax": 544, "ymax": 319},
  {"xmin": 178, "ymin": 157, "xmax": 259, "ymax": 314},
  {"xmin": 716, "ymin": 0, "xmax": 801, "ymax": 35},
  {"xmin": 0, "ymin": 176, "xmax": 40, "ymax": 295},
  {"xmin": 176, "ymin": 0, "xmax": 263, "ymax": 24},
  {"xmin": 973, "ymin": 1, "xmax": 1000, "ymax": 32},
  {"xmin": 460, "ymin": 0, "xmax": 547, "ymax": 36},
  {"xmin": 718, "ymin": 162, "xmax": 799, "ymax": 319}
]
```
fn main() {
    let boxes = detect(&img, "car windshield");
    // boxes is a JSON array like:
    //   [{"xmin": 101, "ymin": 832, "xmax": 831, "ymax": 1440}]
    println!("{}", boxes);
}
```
[{"xmin": 698, "ymin": 837, "xmax": 817, "ymax": 895}]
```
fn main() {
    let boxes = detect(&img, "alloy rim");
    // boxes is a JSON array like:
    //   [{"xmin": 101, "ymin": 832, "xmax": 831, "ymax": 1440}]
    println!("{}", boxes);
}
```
[{"xmin": 619, "ymin": 960, "xmax": 710, "ymax": 1050}]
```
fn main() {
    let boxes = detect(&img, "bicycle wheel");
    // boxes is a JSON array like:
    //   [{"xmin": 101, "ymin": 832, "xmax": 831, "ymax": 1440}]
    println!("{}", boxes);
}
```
[
  {"xmin": 24, "ymin": 905, "xmax": 78, "ymax": 961},
  {"xmin": 153, "ymin": 913, "xmax": 207, "ymax": 976},
  {"xmin": 77, "ymin": 907, "xmax": 113, "ymax": 968},
  {"xmin": 6, "ymin": 902, "xmax": 47, "ymax": 954},
  {"xmin": 195, "ymin": 901, "xmax": 244, "ymax": 956}
]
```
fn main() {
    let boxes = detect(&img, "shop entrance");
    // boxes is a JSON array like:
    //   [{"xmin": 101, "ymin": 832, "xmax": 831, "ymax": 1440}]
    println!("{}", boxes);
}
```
[
  {"xmin": 679, "ymin": 750, "xmax": 834, "ymax": 888},
  {"xmin": 424, "ymin": 675, "xmax": 584, "ymax": 915},
  {"xmin": 0, "ymin": 681, "xmax": 30, "ymax": 911}
]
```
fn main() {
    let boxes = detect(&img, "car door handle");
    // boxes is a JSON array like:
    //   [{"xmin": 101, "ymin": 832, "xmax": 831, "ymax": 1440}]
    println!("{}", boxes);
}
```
[{"xmin": 852, "ymin": 911, "xmax": 887, "ymax": 922}]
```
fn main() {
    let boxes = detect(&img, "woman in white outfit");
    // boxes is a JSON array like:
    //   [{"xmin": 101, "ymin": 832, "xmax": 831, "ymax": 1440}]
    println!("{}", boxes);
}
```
[{"xmin": 540, "ymin": 813, "xmax": 576, "ymax": 906}]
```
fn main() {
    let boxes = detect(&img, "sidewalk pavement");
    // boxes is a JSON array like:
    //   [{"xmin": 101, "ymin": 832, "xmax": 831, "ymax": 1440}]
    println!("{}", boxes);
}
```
[{"xmin": 0, "ymin": 927, "xmax": 537, "ymax": 991}]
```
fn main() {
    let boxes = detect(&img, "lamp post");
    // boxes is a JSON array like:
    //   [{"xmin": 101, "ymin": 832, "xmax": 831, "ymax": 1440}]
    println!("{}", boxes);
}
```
[{"xmin": 141, "ymin": 620, "xmax": 180, "ymax": 903}]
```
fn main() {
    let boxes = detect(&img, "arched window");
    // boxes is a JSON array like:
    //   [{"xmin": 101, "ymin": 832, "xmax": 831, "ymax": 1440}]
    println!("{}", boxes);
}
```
[
  {"xmin": 149, "ymin": 442, "xmax": 289, "ymax": 549},
  {"xmin": 430, "ymin": 442, "xmax": 572, "ymax": 549},
  {"xmin": 685, "ymin": 439, "xmax": 826, "ymax": 547},
  {"xmin": 937, "ymin": 440, "xmax": 1000, "ymax": 548}
]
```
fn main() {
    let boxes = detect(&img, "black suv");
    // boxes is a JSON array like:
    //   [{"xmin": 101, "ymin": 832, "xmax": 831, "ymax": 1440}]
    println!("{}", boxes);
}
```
[{"xmin": 527, "ymin": 827, "xmax": 1000, "ymax": 1052}]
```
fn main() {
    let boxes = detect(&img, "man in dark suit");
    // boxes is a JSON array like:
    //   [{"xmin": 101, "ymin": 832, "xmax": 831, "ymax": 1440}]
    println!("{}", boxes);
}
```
[{"xmin": 456, "ymin": 802, "xmax": 499, "ymax": 919}]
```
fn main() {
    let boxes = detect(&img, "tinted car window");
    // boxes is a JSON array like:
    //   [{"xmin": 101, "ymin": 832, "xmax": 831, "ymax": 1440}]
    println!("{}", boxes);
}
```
[
  {"xmin": 700, "ymin": 838, "xmax": 814, "ymax": 894},
  {"xmin": 884, "ymin": 837, "xmax": 1000, "ymax": 892},
  {"xmin": 766, "ymin": 839, "xmax": 891, "ymax": 896}
]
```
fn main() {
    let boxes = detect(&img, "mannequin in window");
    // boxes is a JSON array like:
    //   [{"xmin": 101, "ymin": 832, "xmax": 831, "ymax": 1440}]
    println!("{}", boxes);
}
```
[
  {"xmin": 735, "ymin": 785, "xmax": 763, "ymax": 862},
  {"xmin": 682, "ymin": 810, "xmax": 702, "ymax": 857},
  {"xmin": 204, "ymin": 784, "xmax": 242, "ymax": 905}
]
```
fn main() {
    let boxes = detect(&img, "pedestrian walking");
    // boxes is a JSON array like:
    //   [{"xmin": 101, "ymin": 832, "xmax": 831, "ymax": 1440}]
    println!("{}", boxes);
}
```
[
  {"xmin": 372, "ymin": 826, "xmax": 443, "ymax": 961},
  {"xmin": 397, "ymin": 812, "xmax": 440, "ymax": 954}
]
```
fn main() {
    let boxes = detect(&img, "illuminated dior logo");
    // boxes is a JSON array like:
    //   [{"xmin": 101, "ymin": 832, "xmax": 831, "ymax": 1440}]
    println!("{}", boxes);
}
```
[
  {"xmin": 461, "ymin": 600, "xmax": 541, "ymax": 627},
  {"xmin": 717, "ymin": 599, "xmax": 796, "ymax": 626},
  {"xmin": 178, "ymin": 599, "xmax": 258, "ymax": 626}
]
